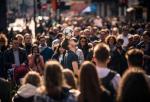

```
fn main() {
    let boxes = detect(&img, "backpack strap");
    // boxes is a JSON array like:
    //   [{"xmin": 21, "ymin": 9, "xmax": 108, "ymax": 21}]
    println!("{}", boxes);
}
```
[
  {"xmin": 101, "ymin": 70, "xmax": 117, "ymax": 95},
  {"xmin": 101, "ymin": 70, "xmax": 116, "ymax": 84},
  {"xmin": 101, "ymin": 70, "xmax": 117, "ymax": 102}
]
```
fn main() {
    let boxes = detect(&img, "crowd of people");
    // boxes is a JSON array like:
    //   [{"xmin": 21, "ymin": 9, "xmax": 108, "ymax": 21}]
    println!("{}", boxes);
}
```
[{"xmin": 0, "ymin": 15, "xmax": 150, "ymax": 102}]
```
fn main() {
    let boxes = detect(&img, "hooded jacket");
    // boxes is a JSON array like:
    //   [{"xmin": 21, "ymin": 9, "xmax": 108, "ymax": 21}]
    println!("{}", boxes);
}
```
[{"xmin": 12, "ymin": 84, "xmax": 37, "ymax": 102}]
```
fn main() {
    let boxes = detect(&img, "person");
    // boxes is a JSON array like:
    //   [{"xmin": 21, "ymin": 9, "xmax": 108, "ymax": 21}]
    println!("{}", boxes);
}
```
[
  {"xmin": 78, "ymin": 35, "xmax": 90, "ymax": 60},
  {"xmin": 78, "ymin": 61, "xmax": 112, "ymax": 102},
  {"xmin": 0, "ymin": 78, "xmax": 11, "ymax": 102},
  {"xmin": 4, "ymin": 37, "xmax": 27, "ymax": 79},
  {"xmin": 22, "ymin": 26, "xmax": 32, "ymax": 35},
  {"xmin": 34, "ymin": 60, "xmax": 77, "ymax": 102},
  {"xmin": 0, "ymin": 34, "xmax": 8, "ymax": 77},
  {"xmin": 28, "ymin": 44, "xmax": 44, "ymax": 74},
  {"xmin": 125, "ymin": 48, "xmax": 144, "ymax": 68},
  {"xmin": 12, "ymin": 71, "xmax": 41, "ymax": 102},
  {"xmin": 133, "ymin": 34, "xmax": 141, "ymax": 47},
  {"xmin": 93, "ymin": 43, "xmax": 121, "ymax": 101},
  {"xmin": 51, "ymin": 44, "xmax": 66, "ymax": 65},
  {"xmin": 137, "ymin": 31, "xmax": 150, "ymax": 74},
  {"xmin": 39, "ymin": 36, "xmax": 54, "ymax": 62},
  {"xmin": 70, "ymin": 37, "xmax": 84, "ymax": 65},
  {"xmin": 111, "ymin": 27, "xmax": 119, "ymax": 37},
  {"xmin": 52, "ymin": 33, "xmax": 64, "ymax": 48},
  {"xmin": 63, "ymin": 69, "xmax": 77, "ymax": 89},
  {"xmin": 107, "ymin": 37, "xmax": 128, "ymax": 75},
  {"xmin": 24, "ymin": 33, "xmax": 32, "ymax": 55},
  {"xmin": 105, "ymin": 35, "xmax": 117, "ymax": 51},
  {"xmin": 126, "ymin": 35, "xmax": 134, "ymax": 49},
  {"xmin": 117, "ymin": 26, "xmax": 131, "ymax": 49},
  {"xmin": 99, "ymin": 29, "xmax": 109, "ymax": 42},
  {"xmin": 62, "ymin": 38, "xmax": 79, "ymax": 77},
  {"xmin": 63, "ymin": 69, "xmax": 80, "ymax": 98},
  {"xmin": 74, "ymin": 27, "xmax": 81, "ymax": 40},
  {"xmin": 16, "ymin": 34, "xmax": 24, "ymax": 48},
  {"xmin": 116, "ymin": 68, "xmax": 150, "ymax": 102}
]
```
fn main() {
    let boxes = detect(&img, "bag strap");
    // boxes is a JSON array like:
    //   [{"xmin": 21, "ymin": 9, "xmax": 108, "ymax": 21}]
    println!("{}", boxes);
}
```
[{"xmin": 101, "ymin": 70, "xmax": 116, "ymax": 84}]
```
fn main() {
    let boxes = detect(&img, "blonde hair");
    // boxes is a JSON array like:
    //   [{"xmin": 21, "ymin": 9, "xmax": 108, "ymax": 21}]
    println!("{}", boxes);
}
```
[{"xmin": 0, "ymin": 33, "xmax": 8, "ymax": 46}]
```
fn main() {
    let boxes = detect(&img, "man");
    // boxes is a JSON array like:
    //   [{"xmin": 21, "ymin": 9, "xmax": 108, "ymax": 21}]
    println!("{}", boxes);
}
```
[
  {"xmin": 52, "ymin": 33, "xmax": 63, "ymax": 48},
  {"xmin": 70, "ymin": 37, "xmax": 84, "ymax": 65},
  {"xmin": 126, "ymin": 48, "xmax": 144, "ymax": 68},
  {"xmin": 4, "ymin": 37, "xmax": 27, "ymax": 80},
  {"xmin": 61, "ymin": 38, "xmax": 79, "ymax": 76},
  {"xmin": 118, "ymin": 26, "xmax": 131, "ymax": 49},
  {"xmin": 74, "ymin": 27, "xmax": 81, "ymax": 40},
  {"xmin": 137, "ymin": 31, "xmax": 150, "ymax": 74},
  {"xmin": 39, "ymin": 36, "xmax": 54, "ymax": 62},
  {"xmin": 93, "ymin": 43, "xmax": 121, "ymax": 100}
]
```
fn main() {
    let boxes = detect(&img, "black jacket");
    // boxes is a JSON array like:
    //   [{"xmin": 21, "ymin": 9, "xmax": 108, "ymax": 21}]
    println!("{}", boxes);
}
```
[
  {"xmin": 4, "ymin": 48, "xmax": 27, "ymax": 70},
  {"xmin": 0, "ymin": 78, "xmax": 11, "ymax": 102}
]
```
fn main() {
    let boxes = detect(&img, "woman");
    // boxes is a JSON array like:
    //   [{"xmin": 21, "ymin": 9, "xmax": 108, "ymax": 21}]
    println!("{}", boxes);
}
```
[
  {"xmin": 51, "ymin": 44, "xmax": 66, "ymax": 65},
  {"xmin": 63, "ymin": 69, "xmax": 77, "ymax": 89},
  {"xmin": 78, "ymin": 61, "xmax": 112, "ymax": 102},
  {"xmin": 34, "ymin": 60, "xmax": 77, "ymax": 102},
  {"xmin": 16, "ymin": 34, "xmax": 25, "ymax": 48},
  {"xmin": 28, "ymin": 44, "xmax": 44, "ymax": 74},
  {"xmin": 107, "ymin": 37, "xmax": 128, "ymax": 75},
  {"xmin": 117, "ymin": 68, "xmax": 150, "ymax": 102},
  {"xmin": 63, "ymin": 69, "xmax": 80, "ymax": 99},
  {"xmin": 78, "ymin": 35, "xmax": 90, "ymax": 60},
  {"xmin": 105, "ymin": 35, "xmax": 117, "ymax": 51},
  {"xmin": 12, "ymin": 71, "xmax": 41, "ymax": 102}
]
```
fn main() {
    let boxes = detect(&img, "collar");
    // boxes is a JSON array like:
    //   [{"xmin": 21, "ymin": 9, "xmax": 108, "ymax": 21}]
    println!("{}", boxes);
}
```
[{"xmin": 96, "ymin": 66, "xmax": 110, "ymax": 78}]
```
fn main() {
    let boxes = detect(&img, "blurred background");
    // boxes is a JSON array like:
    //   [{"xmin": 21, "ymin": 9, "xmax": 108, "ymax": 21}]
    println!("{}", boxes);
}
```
[{"xmin": 0, "ymin": 0, "xmax": 150, "ymax": 33}]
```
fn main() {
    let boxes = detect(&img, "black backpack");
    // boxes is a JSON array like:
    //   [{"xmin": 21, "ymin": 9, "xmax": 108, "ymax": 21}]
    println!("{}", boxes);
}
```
[{"xmin": 101, "ymin": 70, "xmax": 116, "ymax": 101}]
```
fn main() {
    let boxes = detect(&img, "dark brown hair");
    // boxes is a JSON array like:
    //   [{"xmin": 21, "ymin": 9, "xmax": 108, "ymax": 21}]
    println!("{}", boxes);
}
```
[
  {"xmin": 63, "ymin": 69, "xmax": 77, "ymax": 89},
  {"xmin": 31, "ymin": 44, "xmax": 40, "ymax": 54},
  {"xmin": 44, "ymin": 60, "xmax": 63, "ymax": 93},
  {"xmin": 117, "ymin": 68, "xmax": 150, "ymax": 102},
  {"xmin": 126, "ymin": 48, "xmax": 144, "ymax": 68},
  {"xmin": 93, "ymin": 43, "xmax": 110, "ymax": 63},
  {"xmin": 78, "ymin": 61, "xmax": 103, "ymax": 102}
]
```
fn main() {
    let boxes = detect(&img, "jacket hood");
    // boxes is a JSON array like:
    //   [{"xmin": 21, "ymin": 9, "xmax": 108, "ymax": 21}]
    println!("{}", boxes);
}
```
[{"xmin": 17, "ymin": 84, "xmax": 37, "ymax": 98}]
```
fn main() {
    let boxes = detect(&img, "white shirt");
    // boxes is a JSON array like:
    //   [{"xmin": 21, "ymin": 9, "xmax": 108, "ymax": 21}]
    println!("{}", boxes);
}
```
[
  {"xmin": 75, "ymin": 48, "xmax": 84, "ymax": 64},
  {"xmin": 13, "ymin": 50, "xmax": 20, "ymax": 66},
  {"xmin": 96, "ymin": 67, "xmax": 121, "ymax": 91},
  {"xmin": 118, "ymin": 34, "xmax": 131, "ymax": 47}
]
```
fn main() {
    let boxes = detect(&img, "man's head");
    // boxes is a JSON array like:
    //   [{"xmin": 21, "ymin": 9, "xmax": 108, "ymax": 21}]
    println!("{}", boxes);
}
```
[
  {"xmin": 100, "ymin": 29, "xmax": 109, "ymax": 42},
  {"xmin": 74, "ymin": 27, "xmax": 81, "ymax": 37},
  {"xmin": 143, "ymin": 31, "xmax": 150, "ymax": 43},
  {"xmin": 122, "ymin": 26, "xmax": 129, "ymax": 37},
  {"xmin": 12, "ymin": 37, "xmax": 19, "ymax": 50},
  {"xmin": 126, "ymin": 48, "xmax": 144, "ymax": 68},
  {"xmin": 93, "ymin": 43, "xmax": 110, "ymax": 65},
  {"xmin": 39, "ymin": 36, "xmax": 46, "ymax": 46},
  {"xmin": 24, "ymin": 33, "xmax": 32, "ymax": 44},
  {"xmin": 68, "ymin": 37, "xmax": 78, "ymax": 49}
]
